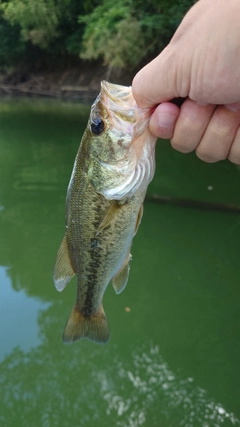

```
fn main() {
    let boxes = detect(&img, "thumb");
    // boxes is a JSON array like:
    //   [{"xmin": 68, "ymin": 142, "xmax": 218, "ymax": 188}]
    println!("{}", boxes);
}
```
[{"xmin": 132, "ymin": 46, "xmax": 185, "ymax": 108}]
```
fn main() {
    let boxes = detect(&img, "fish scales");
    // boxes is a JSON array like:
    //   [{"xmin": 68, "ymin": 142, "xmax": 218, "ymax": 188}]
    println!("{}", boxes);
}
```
[{"xmin": 53, "ymin": 81, "xmax": 157, "ymax": 344}]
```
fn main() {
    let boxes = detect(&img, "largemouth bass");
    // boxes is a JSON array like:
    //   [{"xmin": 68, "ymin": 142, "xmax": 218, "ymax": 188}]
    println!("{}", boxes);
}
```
[{"xmin": 53, "ymin": 81, "xmax": 157, "ymax": 344}]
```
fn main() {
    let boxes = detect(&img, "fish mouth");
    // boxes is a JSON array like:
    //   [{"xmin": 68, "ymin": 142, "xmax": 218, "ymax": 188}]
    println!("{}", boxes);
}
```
[
  {"xmin": 100, "ymin": 81, "xmax": 151, "ymax": 129},
  {"xmin": 101, "ymin": 81, "xmax": 134, "ymax": 106}
]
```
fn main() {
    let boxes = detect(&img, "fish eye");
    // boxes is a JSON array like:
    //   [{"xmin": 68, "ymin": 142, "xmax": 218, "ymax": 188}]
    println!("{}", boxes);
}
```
[{"xmin": 91, "ymin": 118, "xmax": 105, "ymax": 135}]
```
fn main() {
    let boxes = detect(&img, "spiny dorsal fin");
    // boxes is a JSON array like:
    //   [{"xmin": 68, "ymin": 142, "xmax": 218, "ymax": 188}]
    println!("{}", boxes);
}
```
[
  {"xmin": 53, "ymin": 234, "xmax": 75, "ymax": 292},
  {"xmin": 63, "ymin": 304, "xmax": 109, "ymax": 344},
  {"xmin": 112, "ymin": 253, "xmax": 132, "ymax": 294}
]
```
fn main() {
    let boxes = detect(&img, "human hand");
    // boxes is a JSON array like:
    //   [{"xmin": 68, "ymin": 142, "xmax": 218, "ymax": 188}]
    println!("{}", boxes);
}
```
[{"xmin": 132, "ymin": 0, "xmax": 240, "ymax": 164}]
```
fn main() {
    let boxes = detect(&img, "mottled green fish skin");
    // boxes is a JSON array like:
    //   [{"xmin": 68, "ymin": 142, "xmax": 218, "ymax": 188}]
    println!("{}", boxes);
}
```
[{"xmin": 53, "ymin": 82, "xmax": 156, "ymax": 344}]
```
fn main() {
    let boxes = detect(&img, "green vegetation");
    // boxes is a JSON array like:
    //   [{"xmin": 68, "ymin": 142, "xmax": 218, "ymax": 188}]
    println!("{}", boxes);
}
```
[{"xmin": 0, "ymin": 0, "xmax": 195, "ymax": 72}]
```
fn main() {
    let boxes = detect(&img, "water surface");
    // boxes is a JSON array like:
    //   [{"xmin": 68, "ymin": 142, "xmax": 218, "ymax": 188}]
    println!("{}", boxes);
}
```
[{"xmin": 0, "ymin": 98, "xmax": 240, "ymax": 427}]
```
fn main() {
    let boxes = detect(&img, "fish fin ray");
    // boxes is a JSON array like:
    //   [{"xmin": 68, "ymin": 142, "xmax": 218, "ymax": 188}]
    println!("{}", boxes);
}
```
[
  {"xmin": 53, "ymin": 234, "xmax": 75, "ymax": 292},
  {"xmin": 96, "ymin": 200, "xmax": 123, "ymax": 236},
  {"xmin": 134, "ymin": 204, "xmax": 144, "ymax": 235},
  {"xmin": 112, "ymin": 253, "xmax": 132, "ymax": 294},
  {"xmin": 63, "ymin": 304, "xmax": 109, "ymax": 344}
]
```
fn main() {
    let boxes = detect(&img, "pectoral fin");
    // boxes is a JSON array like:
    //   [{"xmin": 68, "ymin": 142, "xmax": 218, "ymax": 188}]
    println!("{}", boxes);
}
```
[
  {"xmin": 112, "ymin": 253, "xmax": 132, "ymax": 294},
  {"xmin": 134, "ymin": 204, "xmax": 143, "ymax": 235},
  {"xmin": 96, "ymin": 200, "xmax": 123, "ymax": 236},
  {"xmin": 53, "ymin": 234, "xmax": 75, "ymax": 292}
]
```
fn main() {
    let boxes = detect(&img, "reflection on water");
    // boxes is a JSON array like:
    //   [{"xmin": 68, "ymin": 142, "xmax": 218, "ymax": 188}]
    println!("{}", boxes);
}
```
[
  {"xmin": 0, "ymin": 98, "xmax": 240, "ymax": 426},
  {"xmin": 100, "ymin": 345, "xmax": 238, "ymax": 427},
  {"xmin": 0, "ymin": 266, "xmax": 50, "ymax": 362},
  {"xmin": 0, "ymin": 323, "xmax": 238, "ymax": 427}
]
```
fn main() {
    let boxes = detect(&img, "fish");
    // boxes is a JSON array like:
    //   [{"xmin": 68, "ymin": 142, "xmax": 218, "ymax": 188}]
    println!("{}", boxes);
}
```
[{"xmin": 53, "ymin": 81, "xmax": 157, "ymax": 344}]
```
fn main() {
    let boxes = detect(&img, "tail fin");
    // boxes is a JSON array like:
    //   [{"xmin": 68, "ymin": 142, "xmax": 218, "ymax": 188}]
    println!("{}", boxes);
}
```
[{"xmin": 63, "ymin": 304, "xmax": 110, "ymax": 344}]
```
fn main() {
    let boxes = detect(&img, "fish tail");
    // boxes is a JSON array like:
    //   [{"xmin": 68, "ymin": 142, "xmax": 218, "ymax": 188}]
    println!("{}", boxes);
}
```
[{"xmin": 63, "ymin": 304, "xmax": 110, "ymax": 344}]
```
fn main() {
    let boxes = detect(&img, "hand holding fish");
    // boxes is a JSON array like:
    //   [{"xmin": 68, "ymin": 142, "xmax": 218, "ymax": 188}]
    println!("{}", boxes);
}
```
[{"xmin": 132, "ymin": 0, "xmax": 240, "ymax": 164}]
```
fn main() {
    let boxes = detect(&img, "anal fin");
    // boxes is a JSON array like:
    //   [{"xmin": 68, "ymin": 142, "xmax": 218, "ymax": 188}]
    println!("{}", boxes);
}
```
[
  {"xmin": 53, "ymin": 234, "xmax": 75, "ymax": 292},
  {"xmin": 63, "ymin": 304, "xmax": 109, "ymax": 344},
  {"xmin": 112, "ymin": 253, "xmax": 132, "ymax": 294}
]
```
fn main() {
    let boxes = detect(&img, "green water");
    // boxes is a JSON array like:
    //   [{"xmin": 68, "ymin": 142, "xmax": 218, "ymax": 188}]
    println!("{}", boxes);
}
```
[{"xmin": 0, "ymin": 98, "xmax": 240, "ymax": 427}]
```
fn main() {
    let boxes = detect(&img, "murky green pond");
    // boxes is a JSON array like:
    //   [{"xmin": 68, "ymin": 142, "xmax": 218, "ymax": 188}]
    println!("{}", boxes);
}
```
[{"xmin": 0, "ymin": 98, "xmax": 240, "ymax": 427}]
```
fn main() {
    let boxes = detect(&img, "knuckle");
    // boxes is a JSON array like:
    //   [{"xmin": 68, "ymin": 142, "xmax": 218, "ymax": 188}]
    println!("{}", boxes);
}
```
[
  {"xmin": 228, "ymin": 155, "xmax": 240, "ymax": 165},
  {"xmin": 196, "ymin": 148, "xmax": 227, "ymax": 163},
  {"xmin": 196, "ymin": 152, "xmax": 217, "ymax": 163},
  {"xmin": 228, "ymin": 151, "xmax": 240, "ymax": 164},
  {"xmin": 170, "ymin": 137, "xmax": 195, "ymax": 153},
  {"xmin": 211, "ymin": 125, "xmax": 231, "ymax": 139}
]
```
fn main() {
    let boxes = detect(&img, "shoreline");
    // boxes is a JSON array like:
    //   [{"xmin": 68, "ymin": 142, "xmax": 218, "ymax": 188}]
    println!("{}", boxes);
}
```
[{"xmin": 0, "ymin": 63, "xmax": 137, "ymax": 100}]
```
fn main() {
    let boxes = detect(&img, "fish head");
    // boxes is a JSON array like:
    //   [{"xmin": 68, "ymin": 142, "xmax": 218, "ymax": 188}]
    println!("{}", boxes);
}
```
[{"xmin": 87, "ymin": 81, "xmax": 157, "ymax": 200}]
